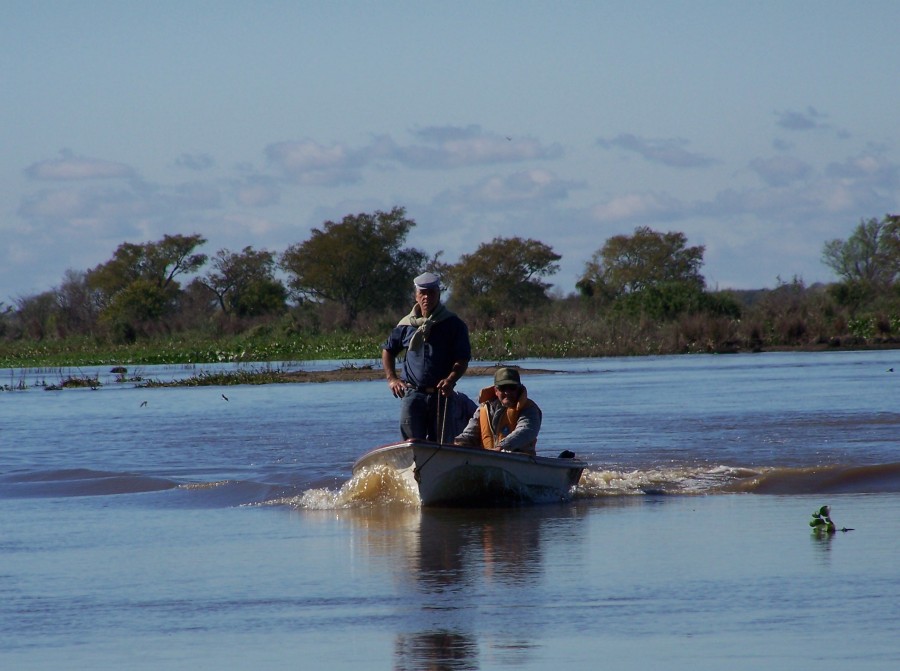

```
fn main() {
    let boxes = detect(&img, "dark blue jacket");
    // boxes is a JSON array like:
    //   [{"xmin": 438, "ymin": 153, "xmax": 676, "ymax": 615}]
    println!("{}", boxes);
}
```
[{"xmin": 382, "ymin": 315, "xmax": 470, "ymax": 389}]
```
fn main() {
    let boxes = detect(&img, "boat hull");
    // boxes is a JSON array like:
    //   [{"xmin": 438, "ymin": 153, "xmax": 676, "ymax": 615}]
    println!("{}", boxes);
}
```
[{"xmin": 353, "ymin": 440, "xmax": 585, "ymax": 507}]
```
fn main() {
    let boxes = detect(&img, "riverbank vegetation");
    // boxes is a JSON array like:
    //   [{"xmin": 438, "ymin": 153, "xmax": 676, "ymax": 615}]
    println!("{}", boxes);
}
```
[{"xmin": 3, "ymin": 209, "xmax": 899, "ymax": 369}]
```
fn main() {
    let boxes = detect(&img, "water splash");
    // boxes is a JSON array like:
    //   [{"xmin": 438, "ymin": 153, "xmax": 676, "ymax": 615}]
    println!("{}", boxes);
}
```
[
  {"xmin": 278, "ymin": 464, "xmax": 421, "ymax": 510},
  {"xmin": 575, "ymin": 465, "xmax": 759, "ymax": 496}
]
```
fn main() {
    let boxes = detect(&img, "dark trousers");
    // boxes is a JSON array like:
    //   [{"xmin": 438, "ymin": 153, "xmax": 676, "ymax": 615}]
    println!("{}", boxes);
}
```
[{"xmin": 399, "ymin": 389, "xmax": 453, "ymax": 443}]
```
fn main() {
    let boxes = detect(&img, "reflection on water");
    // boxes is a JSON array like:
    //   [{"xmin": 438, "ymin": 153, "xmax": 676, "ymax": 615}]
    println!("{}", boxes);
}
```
[
  {"xmin": 399, "ymin": 509, "xmax": 545, "ymax": 670},
  {"xmin": 395, "ymin": 630, "xmax": 479, "ymax": 671},
  {"xmin": 330, "ymin": 504, "xmax": 587, "ymax": 670}
]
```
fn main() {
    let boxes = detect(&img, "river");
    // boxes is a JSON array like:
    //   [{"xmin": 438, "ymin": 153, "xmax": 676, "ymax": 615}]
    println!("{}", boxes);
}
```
[{"xmin": 2, "ymin": 350, "xmax": 899, "ymax": 669}]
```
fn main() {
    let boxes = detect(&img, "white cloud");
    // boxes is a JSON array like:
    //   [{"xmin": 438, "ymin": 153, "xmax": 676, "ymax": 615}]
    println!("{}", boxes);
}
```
[
  {"xmin": 394, "ymin": 125, "xmax": 563, "ymax": 169},
  {"xmin": 703, "ymin": 174, "xmax": 894, "ymax": 223},
  {"xmin": 436, "ymin": 169, "xmax": 581, "ymax": 210},
  {"xmin": 221, "ymin": 213, "xmax": 277, "ymax": 236},
  {"xmin": 262, "ymin": 128, "xmax": 563, "ymax": 185},
  {"xmin": 19, "ymin": 185, "xmax": 168, "ymax": 225},
  {"xmin": 17, "ymin": 178, "xmax": 223, "ymax": 243},
  {"xmin": 6, "ymin": 116, "xmax": 900, "ymax": 302},
  {"xmin": 25, "ymin": 150, "xmax": 134, "ymax": 181},
  {"xmin": 825, "ymin": 151, "xmax": 900, "ymax": 188},
  {"xmin": 265, "ymin": 140, "xmax": 362, "ymax": 186},
  {"xmin": 18, "ymin": 188, "xmax": 89, "ymax": 218},
  {"xmin": 234, "ymin": 182, "xmax": 281, "ymax": 207},
  {"xmin": 590, "ymin": 192, "xmax": 685, "ymax": 223}
]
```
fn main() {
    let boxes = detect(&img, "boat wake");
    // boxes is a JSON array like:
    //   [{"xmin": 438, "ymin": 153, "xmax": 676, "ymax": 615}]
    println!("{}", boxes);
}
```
[
  {"xmin": 272, "ymin": 464, "xmax": 421, "ymax": 510},
  {"xmin": 5, "ymin": 461, "xmax": 898, "ymax": 508},
  {"xmin": 718, "ymin": 462, "xmax": 900, "ymax": 494},
  {"xmin": 0, "ymin": 468, "xmax": 180, "ymax": 498},
  {"xmin": 284, "ymin": 461, "xmax": 900, "ymax": 509},
  {"xmin": 577, "ymin": 462, "xmax": 900, "ymax": 496}
]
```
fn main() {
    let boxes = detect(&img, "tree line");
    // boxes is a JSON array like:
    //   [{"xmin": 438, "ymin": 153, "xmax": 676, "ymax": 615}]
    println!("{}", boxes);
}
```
[{"xmin": 2, "ymin": 209, "xmax": 900, "ymax": 355}]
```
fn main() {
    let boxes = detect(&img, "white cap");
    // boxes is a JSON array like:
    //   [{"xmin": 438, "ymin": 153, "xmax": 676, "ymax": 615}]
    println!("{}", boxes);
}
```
[{"xmin": 414, "ymin": 272, "xmax": 440, "ymax": 290}]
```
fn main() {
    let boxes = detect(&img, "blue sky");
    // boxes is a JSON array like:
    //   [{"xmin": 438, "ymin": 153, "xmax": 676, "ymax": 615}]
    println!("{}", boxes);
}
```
[{"xmin": 3, "ymin": 1, "xmax": 900, "ymax": 302}]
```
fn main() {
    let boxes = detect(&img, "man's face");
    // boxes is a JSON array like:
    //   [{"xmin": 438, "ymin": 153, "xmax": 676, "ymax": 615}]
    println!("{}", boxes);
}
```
[
  {"xmin": 416, "ymin": 287, "xmax": 440, "ymax": 316},
  {"xmin": 495, "ymin": 384, "xmax": 521, "ymax": 408}
]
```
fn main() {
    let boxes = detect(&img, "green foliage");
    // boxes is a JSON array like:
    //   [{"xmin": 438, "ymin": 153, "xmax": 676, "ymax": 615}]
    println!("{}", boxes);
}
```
[
  {"xmin": 6, "ymin": 210, "xmax": 900, "ymax": 364},
  {"xmin": 280, "ymin": 207, "xmax": 426, "ymax": 326},
  {"xmin": 822, "ymin": 214, "xmax": 900, "ymax": 287},
  {"xmin": 578, "ymin": 226, "xmax": 705, "ymax": 299},
  {"xmin": 86, "ymin": 233, "xmax": 208, "ymax": 340},
  {"xmin": 809, "ymin": 504, "xmax": 853, "ymax": 535},
  {"xmin": 201, "ymin": 246, "xmax": 286, "ymax": 317},
  {"xmin": 53, "ymin": 270, "xmax": 99, "ymax": 337},
  {"xmin": 613, "ymin": 282, "xmax": 741, "ymax": 321},
  {"xmin": 827, "ymin": 279, "xmax": 877, "ymax": 310},
  {"xmin": 847, "ymin": 317, "xmax": 875, "ymax": 339},
  {"xmin": 100, "ymin": 279, "xmax": 178, "ymax": 343},
  {"xmin": 736, "ymin": 277, "xmax": 840, "ymax": 347},
  {"xmin": 0, "ymin": 302, "xmax": 11, "ymax": 338},
  {"xmin": 809, "ymin": 505, "xmax": 836, "ymax": 534},
  {"xmin": 87, "ymin": 233, "xmax": 207, "ymax": 301},
  {"xmin": 576, "ymin": 228, "xmax": 728, "ymax": 325},
  {"xmin": 446, "ymin": 236, "xmax": 560, "ymax": 322},
  {"xmin": 13, "ymin": 292, "xmax": 58, "ymax": 340},
  {"xmin": 0, "ymin": 328, "xmax": 381, "ymax": 368},
  {"xmin": 820, "ymin": 215, "xmax": 900, "ymax": 337},
  {"xmin": 235, "ymin": 279, "xmax": 287, "ymax": 317}
]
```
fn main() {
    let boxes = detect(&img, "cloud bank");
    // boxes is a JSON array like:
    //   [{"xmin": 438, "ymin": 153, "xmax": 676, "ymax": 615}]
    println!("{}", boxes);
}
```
[{"xmin": 5, "ymin": 116, "xmax": 900, "ymax": 298}]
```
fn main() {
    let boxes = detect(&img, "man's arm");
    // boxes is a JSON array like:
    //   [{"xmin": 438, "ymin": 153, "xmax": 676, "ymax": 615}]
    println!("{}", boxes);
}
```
[
  {"xmin": 436, "ymin": 358, "xmax": 468, "ymax": 396},
  {"xmin": 498, "ymin": 403, "xmax": 542, "ymax": 452},
  {"xmin": 382, "ymin": 348, "xmax": 407, "ymax": 398},
  {"xmin": 453, "ymin": 405, "xmax": 482, "ymax": 446}
]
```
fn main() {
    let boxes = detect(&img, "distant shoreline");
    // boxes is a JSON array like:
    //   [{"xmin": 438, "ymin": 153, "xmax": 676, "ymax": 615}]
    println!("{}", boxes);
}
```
[
  {"xmin": 140, "ymin": 365, "xmax": 563, "ymax": 388},
  {"xmin": 6, "ymin": 343, "xmax": 900, "ymax": 391}
]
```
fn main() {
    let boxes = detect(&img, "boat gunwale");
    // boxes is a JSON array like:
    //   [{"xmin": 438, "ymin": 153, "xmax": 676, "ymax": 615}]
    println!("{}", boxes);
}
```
[{"xmin": 353, "ymin": 439, "xmax": 587, "ymax": 473}]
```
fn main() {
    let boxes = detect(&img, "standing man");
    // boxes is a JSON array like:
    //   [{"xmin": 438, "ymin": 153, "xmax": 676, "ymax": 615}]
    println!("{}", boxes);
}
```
[
  {"xmin": 382, "ymin": 271, "xmax": 472, "ymax": 442},
  {"xmin": 453, "ymin": 367, "xmax": 542, "ymax": 455}
]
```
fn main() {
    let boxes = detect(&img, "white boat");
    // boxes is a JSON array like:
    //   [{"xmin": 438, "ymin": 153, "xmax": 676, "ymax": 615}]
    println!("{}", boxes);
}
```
[{"xmin": 352, "ymin": 440, "xmax": 586, "ymax": 506}]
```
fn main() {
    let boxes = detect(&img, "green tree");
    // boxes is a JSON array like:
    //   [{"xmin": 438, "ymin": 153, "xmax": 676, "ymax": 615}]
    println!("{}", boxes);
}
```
[
  {"xmin": 86, "ymin": 233, "xmax": 207, "ymax": 340},
  {"xmin": 446, "ymin": 236, "xmax": 560, "ymax": 320},
  {"xmin": 105, "ymin": 278, "xmax": 173, "ymax": 329},
  {"xmin": 822, "ymin": 214, "xmax": 900, "ymax": 288},
  {"xmin": 13, "ymin": 291, "xmax": 57, "ymax": 340},
  {"xmin": 0, "ymin": 301, "xmax": 12, "ymax": 338},
  {"xmin": 54, "ymin": 269, "xmax": 100, "ymax": 337},
  {"xmin": 88, "ymin": 233, "xmax": 208, "ymax": 302},
  {"xmin": 614, "ymin": 282, "xmax": 740, "ymax": 321},
  {"xmin": 577, "ymin": 226, "xmax": 705, "ymax": 300},
  {"xmin": 280, "ymin": 207, "xmax": 427, "ymax": 327},
  {"xmin": 201, "ymin": 246, "xmax": 286, "ymax": 317}
]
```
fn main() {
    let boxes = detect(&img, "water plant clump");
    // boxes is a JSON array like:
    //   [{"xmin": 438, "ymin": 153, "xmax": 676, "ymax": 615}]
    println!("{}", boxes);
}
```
[
  {"xmin": 809, "ymin": 505, "xmax": 854, "ymax": 535},
  {"xmin": 809, "ymin": 505, "xmax": 836, "ymax": 534}
]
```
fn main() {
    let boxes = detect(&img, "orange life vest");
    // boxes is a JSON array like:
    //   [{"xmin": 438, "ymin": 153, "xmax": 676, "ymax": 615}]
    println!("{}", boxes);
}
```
[{"xmin": 477, "ymin": 385, "xmax": 537, "ymax": 454}]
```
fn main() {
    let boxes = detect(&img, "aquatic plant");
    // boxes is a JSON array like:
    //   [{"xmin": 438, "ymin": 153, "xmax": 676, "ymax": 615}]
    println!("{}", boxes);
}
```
[
  {"xmin": 810, "ymin": 504, "xmax": 854, "ymax": 534},
  {"xmin": 809, "ymin": 505, "xmax": 836, "ymax": 534},
  {"xmin": 59, "ymin": 374, "xmax": 101, "ymax": 390}
]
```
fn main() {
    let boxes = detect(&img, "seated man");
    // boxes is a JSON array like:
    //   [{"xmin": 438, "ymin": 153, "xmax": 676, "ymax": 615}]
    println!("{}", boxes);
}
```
[{"xmin": 453, "ymin": 367, "xmax": 541, "ymax": 455}]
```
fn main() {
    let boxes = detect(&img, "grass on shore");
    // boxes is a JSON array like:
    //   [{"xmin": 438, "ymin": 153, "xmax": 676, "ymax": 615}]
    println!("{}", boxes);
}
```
[
  {"xmin": 3, "ymin": 314, "xmax": 898, "ymax": 372},
  {"xmin": 0, "ymin": 332, "xmax": 381, "ymax": 369},
  {"xmin": 0, "ymin": 324, "xmax": 630, "ymax": 369}
]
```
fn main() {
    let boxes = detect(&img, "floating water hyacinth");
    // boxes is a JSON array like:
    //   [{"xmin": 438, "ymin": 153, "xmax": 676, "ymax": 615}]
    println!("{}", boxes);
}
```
[
  {"xmin": 810, "ymin": 505, "xmax": 854, "ymax": 534},
  {"xmin": 810, "ymin": 505, "xmax": 836, "ymax": 533}
]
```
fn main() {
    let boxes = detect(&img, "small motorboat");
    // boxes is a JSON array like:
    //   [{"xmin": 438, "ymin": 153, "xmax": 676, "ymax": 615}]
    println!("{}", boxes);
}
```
[{"xmin": 352, "ymin": 440, "xmax": 586, "ymax": 506}]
